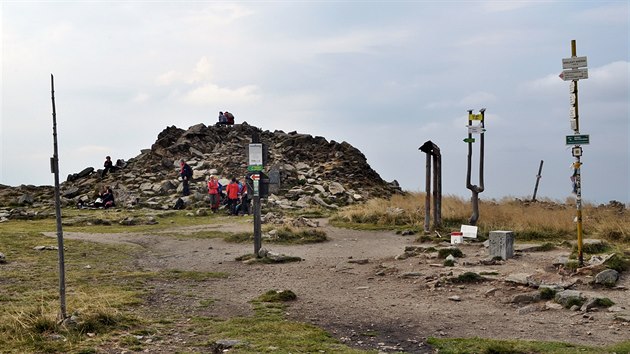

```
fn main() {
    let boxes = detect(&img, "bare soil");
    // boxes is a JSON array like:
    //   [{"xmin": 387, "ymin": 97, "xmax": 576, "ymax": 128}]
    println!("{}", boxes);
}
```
[{"xmin": 46, "ymin": 217, "xmax": 629, "ymax": 353}]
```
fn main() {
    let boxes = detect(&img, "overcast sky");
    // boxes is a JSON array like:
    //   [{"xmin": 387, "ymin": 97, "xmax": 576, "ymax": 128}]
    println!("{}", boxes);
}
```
[{"xmin": 1, "ymin": 1, "xmax": 628, "ymax": 204}]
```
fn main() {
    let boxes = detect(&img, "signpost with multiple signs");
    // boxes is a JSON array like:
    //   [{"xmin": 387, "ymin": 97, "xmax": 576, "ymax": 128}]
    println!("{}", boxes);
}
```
[{"xmin": 562, "ymin": 40, "xmax": 588, "ymax": 266}]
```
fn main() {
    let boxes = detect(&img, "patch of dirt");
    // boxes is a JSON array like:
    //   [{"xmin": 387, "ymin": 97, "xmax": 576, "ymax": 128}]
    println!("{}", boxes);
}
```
[{"xmin": 45, "ymin": 217, "xmax": 630, "ymax": 353}]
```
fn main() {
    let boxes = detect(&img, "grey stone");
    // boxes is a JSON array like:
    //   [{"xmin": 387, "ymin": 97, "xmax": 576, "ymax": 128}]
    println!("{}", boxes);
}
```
[
  {"xmin": 517, "ymin": 304, "xmax": 539, "ymax": 315},
  {"xmin": 18, "ymin": 194, "xmax": 34, "ymax": 205},
  {"xmin": 595, "ymin": 269, "xmax": 619, "ymax": 287},
  {"xmin": 553, "ymin": 255, "xmax": 570, "ymax": 267},
  {"xmin": 448, "ymin": 296, "xmax": 461, "ymax": 301},
  {"xmin": 511, "ymin": 291, "xmax": 541, "ymax": 304},
  {"xmin": 400, "ymin": 272, "xmax": 423, "ymax": 278},
  {"xmin": 489, "ymin": 231, "xmax": 514, "ymax": 260},
  {"xmin": 328, "ymin": 182, "xmax": 345, "ymax": 195},
  {"xmin": 505, "ymin": 273, "xmax": 531, "ymax": 285},
  {"xmin": 62, "ymin": 186, "xmax": 81, "ymax": 199},
  {"xmin": 554, "ymin": 290, "xmax": 585, "ymax": 308},
  {"xmin": 0, "ymin": 252, "xmax": 6, "ymax": 264}
]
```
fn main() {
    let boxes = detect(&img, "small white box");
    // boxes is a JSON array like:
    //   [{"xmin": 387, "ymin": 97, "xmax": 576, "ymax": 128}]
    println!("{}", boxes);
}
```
[
  {"xmin": 461, "ymin": 225, "xmax": 478, "ymax": 238},
  {"xmin": 451, "ymin": 233, "xmax": 464, "ymax": 244}
]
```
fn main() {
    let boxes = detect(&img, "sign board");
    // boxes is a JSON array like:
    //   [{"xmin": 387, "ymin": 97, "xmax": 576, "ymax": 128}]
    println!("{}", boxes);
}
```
[
  {"xmin": 467, "ymin": 125, "xmax": 486, "ymax": 134},
  {"xmin": 560, "ymin": 68, "xmax": 588, "ymax": 81},
  {"xmin": 463, "ymin": 137, "xmax": 475, "ymax": 143},
  {"xmin": 562, "ymin": 56, "xmax": 588, "ymax": 69},
  {"xmin": 468, "ymin": 113, "xmax": 483, "ymax": 121},
  {"xmin": 566, "ymin": 134, "xmax": 589, "ymax": 145},
  {"xmin": 248, "ymin": 143, "xmax": 263, "ymax": 172},
  {"xmin": 572, "ymin": 146, "xmax": 582, "ymax": 157},
  {"xmin": 250, "ymin": 173, "xmax": 260, "ymax": 181}
]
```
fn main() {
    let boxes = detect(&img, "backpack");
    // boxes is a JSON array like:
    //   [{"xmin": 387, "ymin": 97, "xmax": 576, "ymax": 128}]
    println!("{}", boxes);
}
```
[{"xmin": 174, "ymin": 198, "xmax": 185, "ymax": 210}]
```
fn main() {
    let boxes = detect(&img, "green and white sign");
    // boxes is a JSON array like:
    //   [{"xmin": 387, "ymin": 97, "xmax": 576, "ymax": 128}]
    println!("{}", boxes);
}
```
[{"xmin": 566, "ymin": 134, "xmax": 589, "ymax": 145}]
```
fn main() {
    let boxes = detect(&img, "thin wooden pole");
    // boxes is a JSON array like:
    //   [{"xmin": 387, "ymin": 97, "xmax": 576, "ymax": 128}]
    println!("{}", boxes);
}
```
[{"xmin": 51, "ymin": 74, "xmax": 67, "ymax": 320}]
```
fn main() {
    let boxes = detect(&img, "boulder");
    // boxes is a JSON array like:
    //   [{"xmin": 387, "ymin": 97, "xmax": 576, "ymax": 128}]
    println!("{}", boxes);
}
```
[{"xmin": 594, "ymin": 269, "xmax": 619, "ymax": 287}]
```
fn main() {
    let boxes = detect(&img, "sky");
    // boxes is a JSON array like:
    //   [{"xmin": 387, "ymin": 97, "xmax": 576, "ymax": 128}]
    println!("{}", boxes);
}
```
[{"xmin": 1, "ymin": 1, "xmax": 628, "ymax": 205}]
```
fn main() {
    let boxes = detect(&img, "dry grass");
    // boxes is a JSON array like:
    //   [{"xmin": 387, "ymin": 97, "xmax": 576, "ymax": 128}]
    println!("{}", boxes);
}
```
[{"xmin": 333, "ymin": 193, "xmax": 630, "ymax": 244}]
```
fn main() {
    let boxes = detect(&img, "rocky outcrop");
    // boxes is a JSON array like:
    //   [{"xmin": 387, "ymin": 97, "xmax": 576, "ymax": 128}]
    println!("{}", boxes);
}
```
[{"xmin": 0, "ymin": 123, "xmax": 401, "ymax": 216}]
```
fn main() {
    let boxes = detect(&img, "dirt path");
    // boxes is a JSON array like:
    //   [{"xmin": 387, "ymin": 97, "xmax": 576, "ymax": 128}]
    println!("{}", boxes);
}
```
[{"xmin": 44, "ymin": 217, "xmax": 629, "ymax": 353}]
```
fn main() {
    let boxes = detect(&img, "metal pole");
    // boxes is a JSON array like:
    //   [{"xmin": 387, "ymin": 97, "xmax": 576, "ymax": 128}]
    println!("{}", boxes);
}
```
[
  {"xmin": 51, "ymin": 74, "xmax": 67, "ymax": 320},
  {"xmin": 251, "ymin": 132, "xmax": 262, "ymax": 257},
  {"xmin": 532, "ymin": 160, "xmax": 544, "ymax": 202},
  {"xmin": 436, "ymin": 153, "xmax": 442, "ymax": 227},
  {"xmin": 432, "ymin": 152, "xmax": 438, "ymax": 228},
  {"xmin": 571, "ymin": 40, "xmax": 584, "ymax": 266},
  {"xmin": 424, "ymin": 152, "xmax": 431, "ymax": 233}
]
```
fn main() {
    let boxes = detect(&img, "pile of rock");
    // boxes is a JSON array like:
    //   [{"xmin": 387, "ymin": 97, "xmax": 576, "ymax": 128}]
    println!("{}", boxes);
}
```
[{"xmin": 0, "ymin": 122, "xmax": 401, "ymax": 218}]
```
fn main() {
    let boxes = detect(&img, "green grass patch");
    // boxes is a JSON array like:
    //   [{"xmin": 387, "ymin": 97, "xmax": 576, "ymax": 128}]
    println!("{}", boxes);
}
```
[
  {"xmin": 195, "ymin": 296, "xmax": 367, "ymax": 354},
  {"xmin": 427, "ymin": 337, "xmax": 630, "ymax": 354}
]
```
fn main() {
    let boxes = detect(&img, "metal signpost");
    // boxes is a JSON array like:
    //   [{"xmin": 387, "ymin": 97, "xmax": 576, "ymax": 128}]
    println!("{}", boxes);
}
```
[
  {"xmin": 561, "ymin": 40, "xmax": 588, "ymax": 266},
  {"xmin": 465, "ymin": 108, "xmax": 486, "ymax": 226},
  {"xmin": 248, "ymin": 132, "xmax": 264, "ymax": 257}
]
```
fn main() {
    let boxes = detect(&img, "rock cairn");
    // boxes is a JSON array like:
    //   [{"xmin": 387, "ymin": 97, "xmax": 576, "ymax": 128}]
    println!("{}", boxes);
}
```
[{"xmin": 0, "ymin": 123, "xmax": 401, "ymax": 219}]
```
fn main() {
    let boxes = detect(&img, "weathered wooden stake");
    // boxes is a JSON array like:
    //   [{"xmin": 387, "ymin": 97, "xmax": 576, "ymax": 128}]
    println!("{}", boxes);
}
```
[
  {"xmin": 532, "ymin": 160, "xmax": 544, "ymax": 202},
  {"xmin": 50, "ymin": 74, "xmax": 67, "ymax": 320}
]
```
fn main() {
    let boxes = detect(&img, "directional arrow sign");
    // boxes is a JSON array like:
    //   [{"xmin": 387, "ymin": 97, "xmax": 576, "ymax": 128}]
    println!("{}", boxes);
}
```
[
  {"xmin": 560, "ymin": 68, "xmax": 588, "ymax": 81},
  {"xmin": 467, "ymin": 125, "xmax": 486, "ymax": 134},
  {"xmin": 250, "ymin": 173, "xmax": 260, "ymax": 180},
  {"xmin": 463, "ymin": 137, "xmax": 475, "ymax": 143},
  {"xmin": 562, "ymin": 56, "xmax": 588, "ymax": 69}
]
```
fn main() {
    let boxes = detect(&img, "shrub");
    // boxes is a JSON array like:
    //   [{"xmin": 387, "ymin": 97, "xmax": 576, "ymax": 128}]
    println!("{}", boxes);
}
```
[
  {"xmin": 258, "ymin": 290, "xmax": 297, "ymax": 302},
  {"xmin": 452, "ymin": 272, "xmax": 484, "ymax": 283},
  {"xmin": 438, "ymin": 248, "xmax": 463, "ymax": 259},
  {"xmin": 539, "ymin": 287, "xmax": 556, "ymax": 300}
]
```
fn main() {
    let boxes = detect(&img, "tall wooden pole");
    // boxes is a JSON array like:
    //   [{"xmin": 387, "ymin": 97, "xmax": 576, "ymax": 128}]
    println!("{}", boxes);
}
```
[
  {"xmin": 532, "ymin": 160, "xmax": 544, "ymax": 202},
  {"xmin": 51, "ymin": 74, "xmax": 67, "ymax": 320}
]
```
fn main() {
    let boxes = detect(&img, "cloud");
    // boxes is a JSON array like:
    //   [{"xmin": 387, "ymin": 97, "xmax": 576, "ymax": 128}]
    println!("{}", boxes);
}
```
[
  {"xmin": 182, "ymin": 83, "xmax": 262, "ymax": 106},
  {"xmin": 573, "ymin": 2, "xmax": 629, "ymax": 24},
  {"xmin": 459, "ymin": 91, "xmax": 497, "ymax": 107},
  {"xmin": 481, "ymin": 1, "xmax": 542, "ymax": 13},
  {"xmin": 132, "ymin": 93, "xmax": 150, "ymax": 103}
]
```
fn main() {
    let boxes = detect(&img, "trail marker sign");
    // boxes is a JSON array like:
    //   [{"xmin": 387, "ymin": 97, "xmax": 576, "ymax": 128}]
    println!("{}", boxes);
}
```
[{"xmin": 566, "ymin": 134, "xmax": 589, "ymax": 145}]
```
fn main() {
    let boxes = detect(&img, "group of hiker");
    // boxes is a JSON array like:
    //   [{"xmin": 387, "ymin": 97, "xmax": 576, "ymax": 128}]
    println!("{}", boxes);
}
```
[
  {"xmin": 180, "ymin": 159, "xmax": 250, "ymax": 216},
  {"xmin": 217, "ymin": 111, "xmax": 235, "ymax": 126}
]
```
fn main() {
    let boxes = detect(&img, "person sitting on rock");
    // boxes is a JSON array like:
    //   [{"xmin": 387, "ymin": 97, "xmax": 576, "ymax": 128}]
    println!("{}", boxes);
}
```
[
  {"xmin": 101, "ymin": 186, "xmax": 115, "ymax": 209},
  {"xmin": 224, "ymin": 111, "xmax": 235, "ymax": 125},
  {"xmin": 102, "ymin": 156, "xmax": 115, "ymax": 177},
  {"xmin": 217, "ymin": 111, "xmax": 227, "ymax": 125}
]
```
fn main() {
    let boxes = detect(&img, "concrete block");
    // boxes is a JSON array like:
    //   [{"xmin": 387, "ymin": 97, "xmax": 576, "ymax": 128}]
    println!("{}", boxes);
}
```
[{"xmin": 489, "ymin": 230, "xmax": 514, "ymax": 260}]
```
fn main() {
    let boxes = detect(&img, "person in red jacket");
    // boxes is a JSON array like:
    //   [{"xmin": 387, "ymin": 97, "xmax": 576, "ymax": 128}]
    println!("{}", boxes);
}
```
[
  {"xmin": 207, "ymin": 175, "xmax": 220, "ymax": 212},
  {"xmin": 225, "ymin": 177, "xmax": 240, "ymax": 215}
]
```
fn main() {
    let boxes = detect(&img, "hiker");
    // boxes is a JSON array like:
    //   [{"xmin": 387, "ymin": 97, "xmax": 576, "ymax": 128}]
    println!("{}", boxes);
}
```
[
  {"xmin": 179, "ymin": 159, "xmax": 193, "ymax": 196},
  {"xmin": 225, "ymin": 177, "xmax": 240, "ymax": 215},
  {"xmin": 102, "ymin": 156, "xmax": 115, "ymax": 177},
  {"xmin": 101, "ymin": 186, "xmax": 115, "ymax": 208},
  {"xmin": 207, "ymin": 175, "xmax": 220, "ymax": 212},
  {"xmin": 237, "ymin": 177, "xmax": 250, "ymax": 215},
  {"xmin": 224, "ymin": 111, "xmax": 235, "ymax": 125},
  {"xmin": 217, "ymin": 111, "xmax": 227, "ymax": 125}
]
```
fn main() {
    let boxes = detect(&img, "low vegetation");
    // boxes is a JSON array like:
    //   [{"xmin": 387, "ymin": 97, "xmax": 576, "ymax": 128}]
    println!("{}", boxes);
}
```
[{"xmin": 332, "ymin": 193, "xmax": 630, "ymax": 248}]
